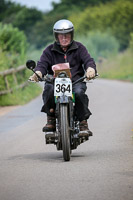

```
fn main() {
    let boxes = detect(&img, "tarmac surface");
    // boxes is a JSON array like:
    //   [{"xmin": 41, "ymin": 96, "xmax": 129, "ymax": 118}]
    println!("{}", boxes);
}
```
[{"xmin": 0, "ymin": 79, "xmax": 133, "ymax": 200}]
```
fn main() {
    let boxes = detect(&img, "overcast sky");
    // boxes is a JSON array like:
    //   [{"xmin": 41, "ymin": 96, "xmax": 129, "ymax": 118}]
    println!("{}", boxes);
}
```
[{"xmin": 10, "ymin": 0, "xmax": 60, "ymax": 12}]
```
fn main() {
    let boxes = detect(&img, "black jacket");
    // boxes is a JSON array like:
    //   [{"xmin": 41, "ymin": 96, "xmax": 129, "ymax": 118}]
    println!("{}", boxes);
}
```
[{"xmin": 35, "ymin": 41, "xmax": 97, "ymax": 82}]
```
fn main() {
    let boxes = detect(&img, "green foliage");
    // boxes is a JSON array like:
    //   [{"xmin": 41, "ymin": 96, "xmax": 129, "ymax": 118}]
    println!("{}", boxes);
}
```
[
  {"xmin": 70, "ymin": 0, "xmax": 133, "ymax": 50},
  {"xmin": 0, "ymin": 49, "xmax": 10, "ymax": 70},
  {"xmin": 0, "ymin": 0, "xmax": 21, "ymax": 21},
  {"xmin": 0, "ymin": 83, "xmax": 42, "ymax": 106},
  {"xmin": 12, "ymin": 7, "xmax": 43, "ymax": 45},
  {"xmin": 27, "ymin": 46, "xmax": 45, "ymax": 62},
  {"xmin": 52, "ymin": 0, "xmax": 115, "ymax": 11},
  {"xmin": 76, "ymin": 31, "xmax": 119, "ymax": 60},
  {"xmin": 1, "ymin": 0, "xmax": 132, "ymax": 50},
  {"xmin": 0, "ymin": 47, "xmax": 24, "ymax": 72},
  {"xmin": 129, "ymin": 33, "xmax": 133, "ymax": 51},
  {"xmin": 0, "ymin": 1, "xmax": 42, "ymax": 106},
  {"xmin": 0, "ymin": 1, "xmax": 43, "ymax": 48},
  {"xmin": 0, "ymin": 23, "xmax": 27, "ymax": 59},
  {"xmin": 12, "ymin": 7, "xmax": 43, "ymax": 30},
  {"xmin": 0, "ymin": 0, "xmax": 117, "ymax": 49},
  {"xmin": 98, "ymin": 48, "xmax": 133, "ymax": 82},
  {"xmin": 108, "ymin": 0, "xmax": 133, "ymax": 50},
  {"xmin": 0, "ymin": 22, "xmax": 29, "ymax": 102},
  {"xmin": 31, "ymin": 14, "xmax": 55, "ymax": 48}
]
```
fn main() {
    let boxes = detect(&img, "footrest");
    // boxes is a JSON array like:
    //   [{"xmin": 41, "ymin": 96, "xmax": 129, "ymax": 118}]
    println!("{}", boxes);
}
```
[
  {"xmin": 44, "ymin": 132, "xmax": 57, "ymax": 144},
  {"xmin": 45, "ymin": 132, "xmax": 55, "ymax": 138},
  {"xmin": 78, "ymin": 130, "xmax": 93, "ymax": 137}
]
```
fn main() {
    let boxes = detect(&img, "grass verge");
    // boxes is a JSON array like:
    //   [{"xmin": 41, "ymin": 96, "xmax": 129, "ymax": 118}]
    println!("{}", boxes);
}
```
[
  {"xmin": 97, "ymin": 49, "xmax": 133, "ymax": 82},
  {"xmin": 0, "ymin": 83, "xmax": 42, "ymax": 106}
]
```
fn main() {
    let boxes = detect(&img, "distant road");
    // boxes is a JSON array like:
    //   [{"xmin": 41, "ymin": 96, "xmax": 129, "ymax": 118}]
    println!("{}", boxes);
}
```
[{"xmin": 0, "ymin": 79, "xmax": 133, "ymax": 200}]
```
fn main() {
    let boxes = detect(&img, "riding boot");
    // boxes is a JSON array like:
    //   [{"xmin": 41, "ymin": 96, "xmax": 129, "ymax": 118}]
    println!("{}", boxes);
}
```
[
  {"xmin": 78, "ymin": 120, "xmax": 93, "ymax": 137},
  {"xmin": 42, "ymin": 116, "xmax": 56, "ymax": 132}
]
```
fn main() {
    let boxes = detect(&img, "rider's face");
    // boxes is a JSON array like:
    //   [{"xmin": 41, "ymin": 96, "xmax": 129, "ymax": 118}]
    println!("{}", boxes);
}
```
[{"xmin": 58, "ymin": 33, "xmax": 71, "ymax": 47}]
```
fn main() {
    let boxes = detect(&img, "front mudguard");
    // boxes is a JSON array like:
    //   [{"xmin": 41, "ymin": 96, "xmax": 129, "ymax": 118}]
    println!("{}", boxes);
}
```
[
  {"xmin": 55, "ymin": 96, "xmax": 74, "ymax": 135},
  {"xmin": 55, "ymin": 95, "xmax": 69, "ymax": 104}
]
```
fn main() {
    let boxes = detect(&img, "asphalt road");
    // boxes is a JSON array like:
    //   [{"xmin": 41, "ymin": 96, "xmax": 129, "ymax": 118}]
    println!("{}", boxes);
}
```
[{"xmin": 0, "ymin": 79, "xmax": 133, "ymax": 200}]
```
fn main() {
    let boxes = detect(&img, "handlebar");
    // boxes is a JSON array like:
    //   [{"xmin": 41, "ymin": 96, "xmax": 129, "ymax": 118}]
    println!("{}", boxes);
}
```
[
  {"xmin": 26, "ymin": 60, "xmax": 99, "ymax": 84},
  {"xmin": 29, "ymin": 73, "xmax": 99, "ymax": 84},
  {"xmin": 72, "ymin": 74, "xmax": 99, "ymax": 86}
]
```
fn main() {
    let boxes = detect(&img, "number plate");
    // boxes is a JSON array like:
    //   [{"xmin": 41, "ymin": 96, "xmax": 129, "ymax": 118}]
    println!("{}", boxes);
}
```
[{"xmin": 54, "ymin": 78, "xmax": 72, "ymax": 96}]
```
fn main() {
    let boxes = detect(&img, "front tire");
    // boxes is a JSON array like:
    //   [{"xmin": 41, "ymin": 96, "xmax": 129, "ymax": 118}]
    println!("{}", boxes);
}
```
[{"xmin": 60, "ymin": 104, "xmax": 71, "ymax": 161}]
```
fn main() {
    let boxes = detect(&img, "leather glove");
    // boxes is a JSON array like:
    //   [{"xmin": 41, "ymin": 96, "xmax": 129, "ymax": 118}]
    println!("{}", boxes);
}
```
[
  {"xmin": 29, "ymin": 71, "xmax": 42, "ymax": 82},
  {"xmin": 86, "ymin": 67, "xmax": 95, "ymax": 79}
]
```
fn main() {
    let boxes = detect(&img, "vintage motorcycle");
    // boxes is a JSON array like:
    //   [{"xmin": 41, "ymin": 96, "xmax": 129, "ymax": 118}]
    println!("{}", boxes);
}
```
[{"xmin": 26, "ymin": 60, "xmax": 97, "ymax": 161}]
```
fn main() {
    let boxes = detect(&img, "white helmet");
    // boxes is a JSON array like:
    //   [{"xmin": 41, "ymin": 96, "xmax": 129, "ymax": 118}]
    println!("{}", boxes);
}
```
[{"xmin": 53, "ymin": 19, "xmax": 74, "ymax": 45}]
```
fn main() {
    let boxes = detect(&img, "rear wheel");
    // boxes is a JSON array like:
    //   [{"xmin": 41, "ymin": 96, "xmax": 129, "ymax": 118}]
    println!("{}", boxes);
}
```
[{"xmin": 60, "ymin": 104, "xmax": 71, "ymax": 161}]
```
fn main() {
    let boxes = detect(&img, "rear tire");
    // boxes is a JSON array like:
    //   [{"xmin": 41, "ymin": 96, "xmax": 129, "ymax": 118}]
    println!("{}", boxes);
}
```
[{"xmin": 60, "ymin": 104, "xmax": 71, "ymax": 161}]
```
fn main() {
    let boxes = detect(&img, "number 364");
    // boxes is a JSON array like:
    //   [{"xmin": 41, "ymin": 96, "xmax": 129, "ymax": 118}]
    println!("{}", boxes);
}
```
[{"xmin": 56, "ymin": 84, "xmax": 71, "ymax": 93}]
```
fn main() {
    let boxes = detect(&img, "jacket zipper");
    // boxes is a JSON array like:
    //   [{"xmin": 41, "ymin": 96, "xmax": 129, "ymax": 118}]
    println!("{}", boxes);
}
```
[
  {"xmin": 52, "ymin": 49, "xmax": 67, "ymax": 63},
  {"xmin": 64, "ymin": 54, "xmax": 67, "ymax": 63}
]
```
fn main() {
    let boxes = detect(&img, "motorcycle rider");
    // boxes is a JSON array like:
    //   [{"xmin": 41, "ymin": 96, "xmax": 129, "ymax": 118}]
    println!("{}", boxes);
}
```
[{"xmin": 29, "ymin": 19, "xmax": 97, "ymax": 137}]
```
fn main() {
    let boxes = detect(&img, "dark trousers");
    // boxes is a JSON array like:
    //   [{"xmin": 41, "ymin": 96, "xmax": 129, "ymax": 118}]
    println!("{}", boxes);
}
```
[{"xmin": 41, "ymin": 82, "xmax": 92, "ymax": 121}]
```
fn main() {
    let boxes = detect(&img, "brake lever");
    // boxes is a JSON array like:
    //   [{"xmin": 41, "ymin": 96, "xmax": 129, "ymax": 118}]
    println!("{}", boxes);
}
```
[
  {"xmin": 85, "ymin": 74, "xmax": 99, "ymax": 83},
  {"xmin": 28, "ymin": 79, "xmax": 36, "ymax": 83}
]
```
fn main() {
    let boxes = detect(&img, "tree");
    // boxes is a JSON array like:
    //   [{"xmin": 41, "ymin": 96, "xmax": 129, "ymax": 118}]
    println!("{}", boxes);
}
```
[
  {"xmin": 69, "ymin": 0, "xmax": 133, "ymax": 50},
  {"xmin": 52, "ymin": 0, "xmax": 115, "ymax": 10},
  {"xmin": 0, "ymin": 23, "xmax": 27, "ymax": 58},
  {"xmin": 0, "ymin": 0, "xmax": 43, "ymax": 47},
  {"xmin": 108, "ymin": 0, "xmax": 133, "ymax": 49}
]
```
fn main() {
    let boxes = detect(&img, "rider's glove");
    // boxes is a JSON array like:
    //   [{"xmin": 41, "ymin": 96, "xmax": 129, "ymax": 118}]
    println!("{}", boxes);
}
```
[
  {"xmin": 86, "ymin": 67, "xmax": 95, "ymax": 79},
  {"xmin": 29, "ymin": 71, "xmax": 42, "ymax": 82}
]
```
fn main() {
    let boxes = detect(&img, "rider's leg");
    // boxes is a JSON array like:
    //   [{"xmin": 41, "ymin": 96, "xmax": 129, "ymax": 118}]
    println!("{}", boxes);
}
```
[
  {"xmin": 41, "ymin": 82, "xmax": 55, "ymax": 116},
  {"xmin": 73, "ymin": 82, "xmax": 91, "ymax": 121},
  {"xmin": 41, "ymin": 83, "xmax": 56, "ymax": 132},
  {"xmin": 72, "ymin": 82, "xmax": 92, "ymax": 136}
]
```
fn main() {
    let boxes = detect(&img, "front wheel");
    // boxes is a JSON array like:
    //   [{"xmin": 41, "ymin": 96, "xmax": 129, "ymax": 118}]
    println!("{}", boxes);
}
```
[{"xmin": 60, "ymin": 104, "xmax": 71, "ymax": 161}]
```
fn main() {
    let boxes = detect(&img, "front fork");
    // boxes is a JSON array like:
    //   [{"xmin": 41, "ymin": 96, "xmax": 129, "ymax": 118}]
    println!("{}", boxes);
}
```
[
  {"xmin": 55, "ymin": 96, "xmax": 74, "ymax": 130},
  {"xmin": 55, "ymin": 96, "xmax": 74, "ymax": 150}
]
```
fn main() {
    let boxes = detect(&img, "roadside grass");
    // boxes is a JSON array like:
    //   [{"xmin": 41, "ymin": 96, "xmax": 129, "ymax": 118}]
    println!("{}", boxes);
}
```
[
  {"xmin": 0, "ymin": 46, "xmax": 45, "ymax": 107},
  {"xmin": 97, "ymin": 49, "xmax": 133, "ymax": 82},
  {"xmin": 0, "ymin": 63, "xmax": 42, "ymax": 106},
  {"xmin": 0, "ymin": 83, "xmax": 42, "ymax": 106}
]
